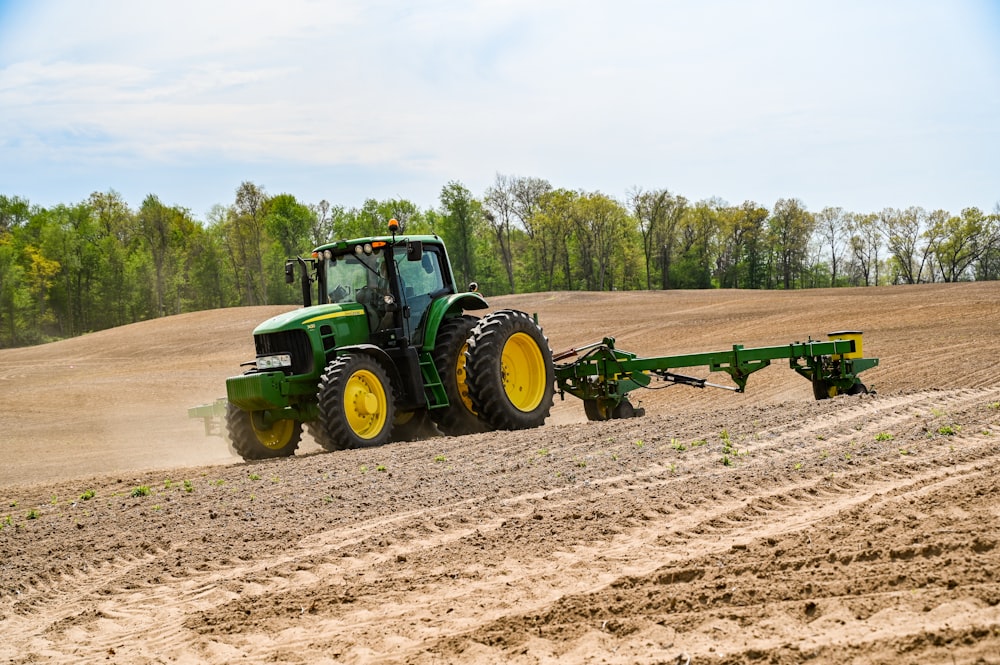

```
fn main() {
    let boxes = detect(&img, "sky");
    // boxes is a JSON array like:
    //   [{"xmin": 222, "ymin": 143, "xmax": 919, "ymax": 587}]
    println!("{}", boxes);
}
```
[{"xmin": 1, "ymin": 0, "xmax": 999, "ymax": 221}]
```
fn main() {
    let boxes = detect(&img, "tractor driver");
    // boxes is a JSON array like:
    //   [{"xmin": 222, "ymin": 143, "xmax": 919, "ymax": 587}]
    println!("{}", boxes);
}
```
[{"xmin": 355, "ymin": 256, "xmax": 395, "ymax": 330}]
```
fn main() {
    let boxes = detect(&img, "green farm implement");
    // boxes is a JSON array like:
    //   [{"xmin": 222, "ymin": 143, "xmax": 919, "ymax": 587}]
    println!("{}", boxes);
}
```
[
  {"xmin": 552, "ymin": 331, "xmax": 877, "ymax": 420},
  {"xmin": 190, "ymin": 220, "xmax": 878, "ymax": 460}
]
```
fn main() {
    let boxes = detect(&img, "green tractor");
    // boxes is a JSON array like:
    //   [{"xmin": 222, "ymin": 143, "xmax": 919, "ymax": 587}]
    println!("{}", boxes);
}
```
[{"xmin": 196, "ymin": 220, "xmax": 554, "ymax": 461}]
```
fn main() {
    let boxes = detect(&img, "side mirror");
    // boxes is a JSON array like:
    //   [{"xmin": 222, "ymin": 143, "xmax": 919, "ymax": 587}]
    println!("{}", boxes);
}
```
[
  {"xmin": 284, "ymin": 260, "xmax": 295, "ymax": 284},
  {"xmin": 406, "ymin": 240, "xmax": 423, "ymax": 261}
]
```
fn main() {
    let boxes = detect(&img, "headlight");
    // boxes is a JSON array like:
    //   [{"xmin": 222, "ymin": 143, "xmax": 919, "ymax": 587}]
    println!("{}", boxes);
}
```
[{"xmin": 256, "ymin": 354, "xmax": 292, "ymax": 370}]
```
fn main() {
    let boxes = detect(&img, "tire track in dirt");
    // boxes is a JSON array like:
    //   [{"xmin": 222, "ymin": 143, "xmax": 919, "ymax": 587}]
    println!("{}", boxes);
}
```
[{"xmin": 3, "ymin": 387, "xmax": 998, "ymax": 664}]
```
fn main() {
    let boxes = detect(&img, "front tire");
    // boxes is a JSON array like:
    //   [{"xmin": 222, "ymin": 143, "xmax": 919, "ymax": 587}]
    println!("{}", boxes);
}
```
[
  {"xmin": 226, "ymin": 401, "xmax": 301, "ymax": 461},
  {"xmin": 316, "ymin": 354, "xmax": 395, "ymax": 450},
  {"xmin": 465, "ymin": 309, "xmax": 554, "ymax": 430}
]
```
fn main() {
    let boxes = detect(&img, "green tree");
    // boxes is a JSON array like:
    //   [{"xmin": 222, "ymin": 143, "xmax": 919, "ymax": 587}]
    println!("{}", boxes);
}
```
[
  {"xmin": 309, "ymin": 200, "xmax": 339, "ymax": 246},
  {"xmin": 265, "ymin": 194, "xmax": 313, "ymax": 257},
  {"xmin": 438, "ymin": 181, "xmax": 481, "ymax": 289},
  {"xmin": 629, "ymin": 188, "xmax": 687, "ymax": 290},
  {"xmin": 672, "ymin": 200, "xmax": 718, "ymax": 289},
  {"xmin": 769, "ymin": 199, "xmax": 815, "ymax": 289},
  {"xmin": 137, "ymin": 195, "xmax": 178, "ymax": 317},
  {"xmin": 572, "ymin": 192, "xmax": 631, "ymax": 291},
  {"xmin": 89, "ymin": 191, "xmax": 139, "ymax": 327},
  {"xmin": 930, "ymin": 207, "xmax": 993, "ymax": 282},
  {"xmin": 483, "ymin": 174, "xmax": 521, "ymax": 293},
  {"xmin": 815, "ymin": 206, "xmax": 850, "ymax": 287},
  {"xmin": 848, "ymin": 212, "xmax": 881, "ymax": 286}
]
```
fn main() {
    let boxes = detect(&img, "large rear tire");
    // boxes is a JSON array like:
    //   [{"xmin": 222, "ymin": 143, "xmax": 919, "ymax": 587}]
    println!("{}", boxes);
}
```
[
  {"xmin": 465, "ymin": 309, "xmax": 554, "ymax": 430},
  {"xmin": 226, "ymin": 401, "xmax": 301, "ymax": 461},
  {"xmin": 316, "ymin": 354, "xmax": 395, "ymax": 450},
  {"xmin": 429, "ymin": 315, "xmax": 490, "ymax": 435}
]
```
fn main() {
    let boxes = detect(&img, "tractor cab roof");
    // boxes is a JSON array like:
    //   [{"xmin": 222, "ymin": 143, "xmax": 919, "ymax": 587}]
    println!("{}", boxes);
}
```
[{"xmin": 312, "ymin": 234, "xmax": 443, "ymax": 257}]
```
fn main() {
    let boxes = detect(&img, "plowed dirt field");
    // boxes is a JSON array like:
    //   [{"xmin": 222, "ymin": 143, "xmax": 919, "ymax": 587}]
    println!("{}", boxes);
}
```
[{"xmin": 2, "ymin": 283, "xmax": 999, "ymax": 664}]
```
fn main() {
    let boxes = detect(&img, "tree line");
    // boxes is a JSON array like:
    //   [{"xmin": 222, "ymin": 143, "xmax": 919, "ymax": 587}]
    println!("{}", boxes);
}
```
[{"xmin": 1, "ymin": 176, "xmax": 997, "ymax": 348}]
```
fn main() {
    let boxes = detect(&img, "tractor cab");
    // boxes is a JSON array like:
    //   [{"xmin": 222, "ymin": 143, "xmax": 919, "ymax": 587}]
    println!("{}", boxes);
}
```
[
  {"xmin": 288, "ymin": 229, "xmax": 456, "ymax": 349},
  {"xmin": 320, "ymin": 240, "xmax": 449, "ymax": 345}
]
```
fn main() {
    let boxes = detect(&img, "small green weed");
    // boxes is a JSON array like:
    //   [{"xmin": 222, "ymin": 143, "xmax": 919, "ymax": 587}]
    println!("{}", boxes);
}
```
[
  {"xmin": 671, "ymin": 439, "xmax": 687, "ymax": 452},
  {"xmin": 26, "ymin": 509, "xmax": 40, "ymax": 520},
  {"xmin": 433, "ymin": 454, "xmax": 447, "ymax": 463},
  {"xmin": 937, "ymin": 425, "xmax": 960, "ymax": 436},
  {"xmin": 376, "ymin": 464, "xmax": 387, "ymax": 472},
  {"xmin": 183, "ymin": 480, "xmax": 194, "ymax": 493},
  {"xmin": 248, "ymin": 473, "xmax": 261, "ymax": 481},
  {"xmin": 691, "ymin": 439, "xmax": 707, "ymax": 447},
  {"xmin": 359, "ymin": 465, "xmax": 368, "ymax": 474},
  {"xmin": 634, "ymin": 439, "xmax": 644, "ymax": 449},
  {"xmin": 131, "ymin": 485, "xmax": 151, "ymax": 498},
  {"xmin": 793, "ymin": 462, "xmax": 803, "ymax": 470},
  {"xmin": 79, "ymin": 489, "xmax": 95, "ymax": 501},
  {"xmin": 875, "ymin": 432, "xmax": 894, "ymax": 442}
]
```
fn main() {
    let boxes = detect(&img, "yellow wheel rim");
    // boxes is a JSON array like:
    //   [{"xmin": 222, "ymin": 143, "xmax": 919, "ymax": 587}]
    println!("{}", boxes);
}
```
[
  {"xmin": 344, "ymin": 369, "xmax": 388, "ymax": 439},
  {"xmin": 500, "ymin": 332, "xmax": 546, "ymax": 412},
  {"xmin": 251, "ymin": 417, "xmax": 296, "ymax": 450},
  {"xmin": 455, "ymin": 341, "xmax": 476, "ymax": 413}
]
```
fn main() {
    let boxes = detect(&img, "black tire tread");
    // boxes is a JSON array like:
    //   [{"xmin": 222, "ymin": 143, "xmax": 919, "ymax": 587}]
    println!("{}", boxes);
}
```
[
  {"xmin": 316, "ymin": 354, "xmax": 395, "ymax": 450},
  {"xmin": 429, "ymin": 315, "xmax": 490, "ymax": 435},
  {"xmin": 465, "ymin": 309, "xmax": 554, "ymax": 431},
  {"xmin": 225, "ymin": 401, "xmax": 300, "ymax": 460}
]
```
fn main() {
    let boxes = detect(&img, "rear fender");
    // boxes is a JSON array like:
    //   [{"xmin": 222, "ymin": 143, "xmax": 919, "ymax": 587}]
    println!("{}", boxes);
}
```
[{"xmin": 419, "ymin": 292, "xmax": 489, "ymax": 351}]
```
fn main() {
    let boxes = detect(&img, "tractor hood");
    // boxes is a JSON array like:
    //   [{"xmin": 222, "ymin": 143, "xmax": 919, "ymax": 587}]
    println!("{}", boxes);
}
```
[{"xmin": 253, "ymin": 303, "xmax": 368, "ymax": 336}]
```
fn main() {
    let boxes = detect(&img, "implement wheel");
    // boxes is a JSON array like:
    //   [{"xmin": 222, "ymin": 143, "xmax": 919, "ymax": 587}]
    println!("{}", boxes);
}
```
[
  {"xmin": 430, "ymin": 315, "xmax": 490, "ymax": 435},
  {"xmin": 465, "ymin": 309, "xmax": 554, "ymax": 430},
  {"xmin": 225, "ymin": 401, "xmax": 301, "ymax": 461},
  {"xmin": 316, "ymin": 354, "xmax": 395, "ymax": 450},
  {"xmin": 584, "ymin": 399, "xmax": 612, "ymax": 421},
  {"xmin": 584, "ymin": 398, "xmax": 641, "ymax": 421},
  {"xmin": 813, "ymin": 380, "xmax": 868, "ymax": 400}
]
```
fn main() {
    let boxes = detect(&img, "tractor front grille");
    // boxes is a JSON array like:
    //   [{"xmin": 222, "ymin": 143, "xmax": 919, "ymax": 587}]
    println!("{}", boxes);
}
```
[{"xmin": 254, "ymin": 329, "xmax": 314, "ymax": 376}]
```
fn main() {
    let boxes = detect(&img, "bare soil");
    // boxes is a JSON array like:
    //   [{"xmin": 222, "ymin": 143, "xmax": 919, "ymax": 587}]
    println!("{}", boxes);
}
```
[{"xmin": 1, "ymin": 283, "xmax": 999, "ymax": 664}]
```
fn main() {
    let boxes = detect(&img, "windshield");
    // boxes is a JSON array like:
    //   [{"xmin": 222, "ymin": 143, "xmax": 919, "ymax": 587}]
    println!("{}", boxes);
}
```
[{"xmin": 325, "ymin": 249, "xmax": 386, "ymax": 304}]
